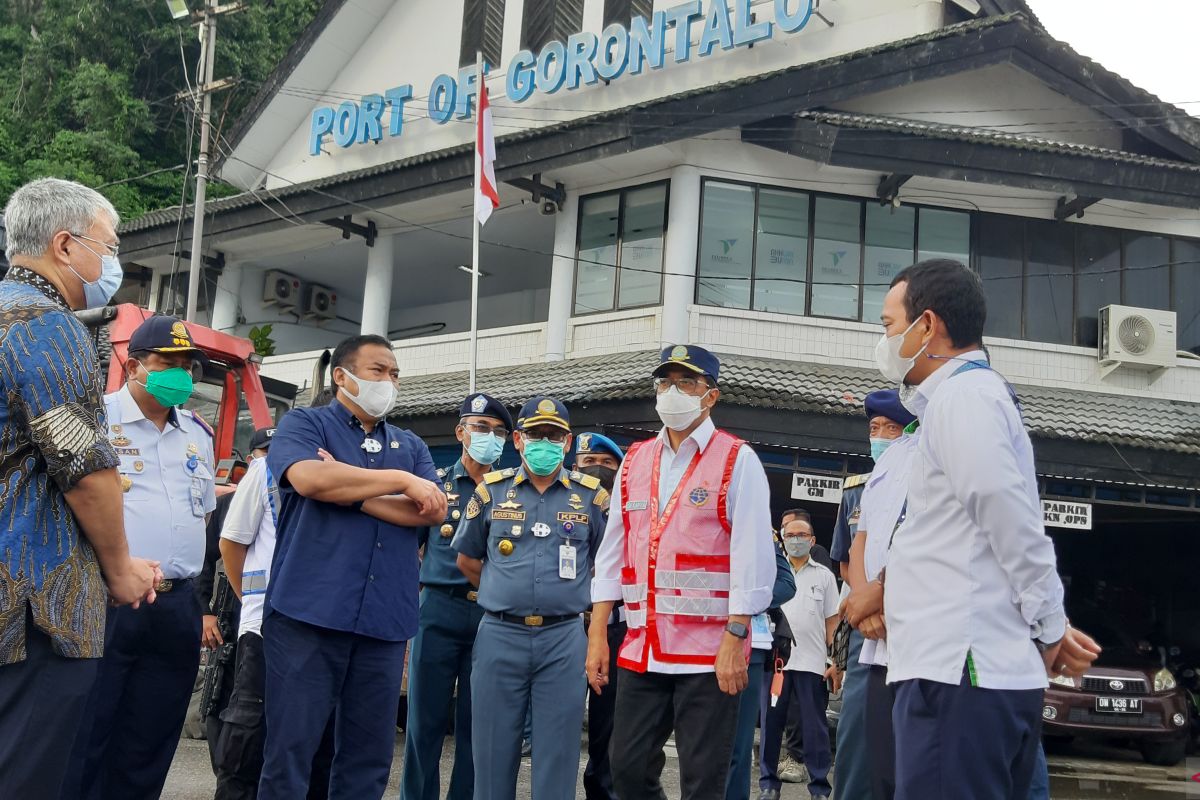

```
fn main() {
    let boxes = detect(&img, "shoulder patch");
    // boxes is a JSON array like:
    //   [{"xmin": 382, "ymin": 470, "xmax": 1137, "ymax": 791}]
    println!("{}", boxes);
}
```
[
  {"xmin": 843, "ymin": 473, "xmax": 870, "ymax": 489},
  {"xmin": 572, "ymin": 471, "xmax": 601, "ymax": 490},
  {"xmin": 187, "ymin": 410, "xmax": 214, "ymax": 438},
  {"xmin": 483, "ymin": 468, "xmax": 516, "ymax": 485}
]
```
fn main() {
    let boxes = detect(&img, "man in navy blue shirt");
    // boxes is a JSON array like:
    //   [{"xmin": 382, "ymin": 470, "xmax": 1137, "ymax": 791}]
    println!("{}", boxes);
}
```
[{"xmin": 259, "ymin": 334, "xmax": 446, "ymax": 800}]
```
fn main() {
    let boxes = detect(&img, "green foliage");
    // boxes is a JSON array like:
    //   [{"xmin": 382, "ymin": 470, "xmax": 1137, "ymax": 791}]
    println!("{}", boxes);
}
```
[
  {"xmin": 248, "ymin": 323, "xmax": 275, "ymax": 357},
  {"xmin": 0, "ymin": 0, "xmax": 320, "ymax": 221}
]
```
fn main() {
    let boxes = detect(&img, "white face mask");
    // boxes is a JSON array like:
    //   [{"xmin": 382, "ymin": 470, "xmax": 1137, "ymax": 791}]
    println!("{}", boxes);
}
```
[
  {"xmin": 339, "ymin": 368, "xmax": 397, "ymax": 420},
  {"xmin": 874, "ymin": 317, "xmax": 928, "ymax": 384},
  {"xmin": 655, "ymin": 385, "xmax": 711, "ymax": 432}
]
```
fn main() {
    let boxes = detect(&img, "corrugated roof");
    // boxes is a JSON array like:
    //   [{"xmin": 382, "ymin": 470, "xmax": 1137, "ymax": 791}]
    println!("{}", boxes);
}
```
[{"xmin": 389, "ymin": 350, "xmax": 1200, "ymax": 456}]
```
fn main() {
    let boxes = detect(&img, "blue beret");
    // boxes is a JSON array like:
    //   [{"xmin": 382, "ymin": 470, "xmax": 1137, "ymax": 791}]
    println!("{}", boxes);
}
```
[
  {"xmin": 576, "ymin": 432, "xmax": 622, "ymax": 461},
  {"xmin": 654, "ymin": 344, "xmax": 720, "ymax": 383},
  {"xmin": 517, "ymin": 396, "xmax": 570, "ymax": 432},
  {"xmin": 459, "ymin": 393, "xmax": 513, "ymax": 431},
  {"xmin": 864, "ymin": 389, "xmax": 916, "ymax": 427}
]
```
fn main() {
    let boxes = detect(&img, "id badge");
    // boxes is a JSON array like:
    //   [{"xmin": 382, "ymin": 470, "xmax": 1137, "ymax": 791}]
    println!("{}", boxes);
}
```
[
  {"xmin": 558, "ymin": 544, "xmax": 577, "ymax": 580},
  {"xmin": 190, "ymin": 478, "xmax": 206, "ymax": 517}
]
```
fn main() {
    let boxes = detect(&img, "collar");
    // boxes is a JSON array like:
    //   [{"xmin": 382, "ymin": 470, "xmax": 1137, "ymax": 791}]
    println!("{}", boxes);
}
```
[
  {"xmin": 512, "ymin": 464, "xmax": 570, "ymax": 489},
  {"xmin": 906, "ymin": 349, "xmax": 987, "ymax": 419},
  {"xmin": 329, "ymin": 395, "xmax": 383, "ymax": 434},
  {"xmin": 450, "ymin": 458, "xmax": 475, "ymax": 482},
  {"xmin": 6, "ymin": 266, "xmax": 69, "ymax": 308},
  {"xmin": 658, "ymin": 416, "xmax": 716, "ymax": 456},
  {"xmin": 116, "ymin": 384, "xmax": 179, "ymax": 428}
]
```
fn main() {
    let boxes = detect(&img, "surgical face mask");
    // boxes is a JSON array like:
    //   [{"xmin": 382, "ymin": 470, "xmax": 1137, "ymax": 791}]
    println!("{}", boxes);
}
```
[
  {"xmin": 68, "ymin": 236, "xmax": 123, "ymax": 309},
  {"xmin": 655, "ymin": 385, "xmax": 711, "ymax": 432},
  {"xmin": 522, "ymin": 438, "xmax": 565, "ymax": 477},
  {"xmin": 899, "ymin": 383, "xmax": 926, "ymax": 418},
  {"xmin": 339, "ymin": 368, "xmax": 397, "ymax": 420},
  {"xmin": 784, "ymin": 538, "xmax": 812, "ymax": 559},
  {"xmin": 870, "ymin": 437, "xmax": 894, "ymax": 462},
  {"xmin": 134, "ymin": 363, "xmax": 194, "ymax": 408},
  {"xmin": 466, "ymin": 429, "xmax": 505, "ymax": 465},
  {"xmin": 874, "ymin": 317, "xmax": 928, "ymax": 384},
  {"xmin": 578, "ymin": 464, "xmax": 617, "ymax": 492}
]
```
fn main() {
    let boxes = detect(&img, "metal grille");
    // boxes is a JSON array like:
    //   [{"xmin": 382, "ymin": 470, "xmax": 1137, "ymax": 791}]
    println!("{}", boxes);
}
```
[
  {"xmin": 460, "ymin": 0, "xmax": 506, "ymax": 69},
  {"xmin": 521, "ymin": 0, "xmax": 584, "ymax": 52},
  {"xmin": 1081, "ymin": 677, "xmax": 1148, "ymax": 695},
  {"xmin": 1067, "ymin": 708, "xmax": 1161, "ymax": 727}
]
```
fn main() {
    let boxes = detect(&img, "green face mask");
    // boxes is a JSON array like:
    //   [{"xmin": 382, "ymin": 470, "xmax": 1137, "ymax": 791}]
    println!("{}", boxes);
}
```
[
  {"xmin": 136, "ymin": 365, "xmax": 194, "ymax": 408},
  {"xmin": 523, "ymin": 438, "xmax": 565, "ymax": 477}
]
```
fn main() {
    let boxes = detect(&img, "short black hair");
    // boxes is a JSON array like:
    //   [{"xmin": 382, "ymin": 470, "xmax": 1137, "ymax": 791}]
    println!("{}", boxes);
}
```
[
  {"xmin": 127, "ymin": 349, "xmax": 152, "ymax": 362},
  {"xmin": 781, "ymin": 508, "xmax": 811, "ymax": 527},
  {"xmin": 330, "ymin": 334, "xmax": 392, "ymax": 372},
  {"xmin": 309, "ymin": 387, "xmax": 336, "ymax": 408},
  {"xmin": 890, "ymin": 259, "xmax": 986, "ymax": 349}
]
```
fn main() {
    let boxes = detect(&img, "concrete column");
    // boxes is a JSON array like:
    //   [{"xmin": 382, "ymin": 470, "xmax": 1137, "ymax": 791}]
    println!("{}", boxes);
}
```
[
  {"xmin": 660, "ymin": 165, "xmax": 701, "ymax": 347},
  {"xmin": 361, "ymin": 234, "xmax": 394, "ymax": 337},
  {"xmin": 545, "ymin": 192, "xmax": 578, "ymax": 362},
  {"xmin": 210, "ymin": 261, "xmax": 242, "ymax": 333}
]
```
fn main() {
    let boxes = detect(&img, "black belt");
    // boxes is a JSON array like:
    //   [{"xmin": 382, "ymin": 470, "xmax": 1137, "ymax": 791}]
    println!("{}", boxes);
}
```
[
  {"xmin": 154, "ymin": 577, "xmax": 194, "ymax": 593},
  {"xmin": 427, "ymin": 584, "xmax": 478, "ymax": 602},
  {"xmin": 485, "ymin": 610, "xmax": 578, "ymax": 628}
]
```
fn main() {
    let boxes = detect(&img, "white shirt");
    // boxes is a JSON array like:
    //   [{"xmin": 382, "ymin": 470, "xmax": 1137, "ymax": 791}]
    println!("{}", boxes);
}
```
[
  {"xmin": 219, "ymin": 457, "xmax": 278, "ymax": 637},
  {"xmin": 592, "ymin": 417, "xmax": 776, "ymax": 674},
  {"xmin": 885, "ymin": 352, "xmax": 1067, "ymax": 690},
  {"xmin": 856, "ymin": 431, "xmax": 919, "ymax": 668},
  {"xmin": 781, "ymin": 559, "xmax": 839, "ymax": 675}
]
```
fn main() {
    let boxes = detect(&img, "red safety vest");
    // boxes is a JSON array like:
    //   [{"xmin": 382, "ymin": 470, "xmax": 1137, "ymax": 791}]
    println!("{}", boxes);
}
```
[{"xmin": 617, "ymin": 429, "xmax": 748, "ymax": 672}]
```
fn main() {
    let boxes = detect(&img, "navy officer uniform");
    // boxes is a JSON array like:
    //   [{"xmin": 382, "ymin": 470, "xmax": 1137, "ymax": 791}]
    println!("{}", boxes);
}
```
[
  {"xmin": 66, "ymin": 315, "xmax": 217, "ymax": 800},
  {"xmin": 452, "ymin": 397, "xmax": 609, "ymax": 800},
  {"xmin": 401, "ymin": 394, "xmax": 514, "ymax": 800}
]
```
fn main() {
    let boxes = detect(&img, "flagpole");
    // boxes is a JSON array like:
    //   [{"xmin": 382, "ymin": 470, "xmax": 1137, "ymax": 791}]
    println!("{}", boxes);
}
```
[{"xmin": 469, "ymin": 51, "xmax": 483, "ymax": 394}]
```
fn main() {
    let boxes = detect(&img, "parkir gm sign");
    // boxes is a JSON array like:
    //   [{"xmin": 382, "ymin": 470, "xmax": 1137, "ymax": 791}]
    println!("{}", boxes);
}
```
[{"xmin": 309, "ymin": 0, "xmax": 824, "ymax": 155}]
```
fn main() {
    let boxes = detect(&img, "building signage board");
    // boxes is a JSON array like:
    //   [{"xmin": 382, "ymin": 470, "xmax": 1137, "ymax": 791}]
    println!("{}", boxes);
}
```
[
  {"xmin": 309, "ymin": 0, "xmax": 824, "ymax": 155},
  {"xmin": 1042, "ymin": 500, "xmax": 1092, "ymax": 531},
  {"xmin": 791, "ymin": 472, "xmax": 843, "ymax": 504}
]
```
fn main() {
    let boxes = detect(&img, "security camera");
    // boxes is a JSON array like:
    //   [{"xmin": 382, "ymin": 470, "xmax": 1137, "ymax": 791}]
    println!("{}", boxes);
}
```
[{"xmin": 539, "ymin": 199, "xmax": 560, "ymax": 216}]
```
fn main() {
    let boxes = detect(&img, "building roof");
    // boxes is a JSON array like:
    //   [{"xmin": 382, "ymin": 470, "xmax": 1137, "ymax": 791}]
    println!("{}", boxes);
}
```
[{"xmin": 387, "ymin": 349, "xmax": 1200, "ymax": 457}]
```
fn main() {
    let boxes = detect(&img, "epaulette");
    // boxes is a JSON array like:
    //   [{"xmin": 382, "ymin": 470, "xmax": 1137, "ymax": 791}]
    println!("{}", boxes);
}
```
[
  {"xmin": 436, "ymin": 467, "xmax": 447, "ymax": 479},
  {"xmin": 569, "ymin": 470, "xmax": 601, "ymax": 490},
  {"xmin": 185, "ymin": 409, "xmax": 214, "ymax": 438},
  {"xmin": 843, "ymin": 473, "xmax": 870, "ymax": 489},
  {"xmin": 593, "ymin": 486, "xmax": 610, "ymax": 511},
  {"xmin": 475, "ymin": 484, "xmax": 491, "ymax": 504},
  {"xmin": 483, "ymin": 468, "xmax": 516, "ymax": 485}
]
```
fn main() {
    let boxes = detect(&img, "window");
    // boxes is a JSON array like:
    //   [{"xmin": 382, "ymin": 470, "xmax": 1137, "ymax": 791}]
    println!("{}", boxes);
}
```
[
  {"xmin": 753, "ymin": 190, "xmax": 809, "ymax": 315},
  {"xmin": 1024, "ymin": 220, "xmax": 1074, "ymax": 345},
  {"xmin": 1124, "ymin": 234, "xmax": 1169, "ymax": 311},
  {"xmin": 863, "ymin": 205, "xmax": 914, "ymax": 325},
  {"xmin": 1075, "ymin": 227, "xmax": 1121, "ymax": 346},
  {"xmin": 977, "ymin": 215, "xmax": 1023, "ymax": 339},
  {"xmin": 603, "ymin": 0, "xmax": 654, "ymax": 26},
  {"xmin": 1175, "ymin": 240, "xmax": 1200, "ymax": 354},
  {"xmin": 460, "ymin": 0, "xmax": 506, "ymax": 69},
  {"xmin": 810, "ymin": 197, "xmax": 862, "ymax": 319},
  {"xmin": 697, "ymin": 182, "xmax": 755, "ymax": 309},
  {"xmin": 573, "ymin": 182, "xmax": 667, "ymax": 314},
  {"xmin": 917, "ymin": 208, "xmax": 970, "ymax": 264},
  {"xmin": 521, "ymin": 0, "xmax": 583, "ymax": 52}
]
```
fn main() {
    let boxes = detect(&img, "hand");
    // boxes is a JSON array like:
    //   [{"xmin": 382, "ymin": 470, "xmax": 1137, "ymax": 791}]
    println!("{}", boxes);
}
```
[
  {"xmin": 399, "ymin": 473, "xmax": 448, "ymax": 518},
  {"xmin": 824, "ymin": 664, "xmax": 843, "ymax": 694},
  {"xmin": 201, "ymin": 614, "xmax": 224, "ymax": 649},
  {"xmin": 586, "ymin": 633, "xmax": 610, "ymax": 695},
  {"xmin": 844, "ymin": 580, "xmax": 884, "ymax": 627},
  {"xmin": 316, "ymin": 448, "xmax": 335, "ymax": 463},
  {"xmin": 858, "ymin": 613, "xmax": 887, "ymax": 641},
  {"xmin": 105, "ymin": 557, "xmax": 160, "ymax": 608},
  {"xmin": 715, "ymin": 633, "xmax": 750, "ymax": 696},
  {"xmin": 1043, "ymin": 625, "xmax": 1102, "ymax": 679}
]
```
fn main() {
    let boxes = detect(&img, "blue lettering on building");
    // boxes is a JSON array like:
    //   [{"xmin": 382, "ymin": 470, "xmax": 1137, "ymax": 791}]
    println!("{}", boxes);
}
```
[{"xmin": 308, "ymin": 0, "xmax": 815, "ymax": 156}]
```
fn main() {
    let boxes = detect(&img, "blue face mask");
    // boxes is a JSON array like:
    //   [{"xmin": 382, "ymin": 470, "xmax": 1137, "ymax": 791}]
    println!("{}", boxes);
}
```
[
  {"xmin": 870, "ymin": 437, "xmax": 893, "ymax": 462},
  {"xmin": 466, "ymin": 430, "xmax": 505, "ymax": 465},
  {"xmin": 68, "ymin": 236, "xmax": 123, "ymax": 309}
]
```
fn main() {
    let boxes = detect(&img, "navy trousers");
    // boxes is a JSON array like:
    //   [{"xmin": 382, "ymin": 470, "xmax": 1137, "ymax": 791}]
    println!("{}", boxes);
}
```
[
  {"xmin": 258, "ymin": 612, "xmax": 407, "ymax": 800},
  {"xmin": 584, "ymin": 620, "xmax": 626, "ymax": 800},
  {"xmin": 65, "ymin": 582, "xmax": 202, "ymax": 800},
  {"xmin": 865, "ymin": 665, "xmax": 896, "ymax": 800},
  {"xmin": 724, "ymin": 648, "xmax": 767, "ymax": 800},
  {"xmin": 401, "ymin": 587, "xmax": 484, "ymax": 800},
  {"xmin": 760, "ymin": 671, "xmax": 832, "ymax": 797},
  {"xmin": 0, "ymin": 615, "xmax": 98, "ymax": 799},
  {"xmin": 892, "ymin": 668, "xmax": 1044, "ymax": 800},
  {"xmin": 834, "ymin": 632, "xmax": 869, "ymax": 800}
]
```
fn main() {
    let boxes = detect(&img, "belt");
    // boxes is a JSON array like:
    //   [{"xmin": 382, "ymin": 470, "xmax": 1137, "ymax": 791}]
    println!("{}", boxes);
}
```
[
  {"xmin": 154, "ymin": 577, "xmax": 194, "ymax": 593},
  {"xmin": 427, "ymin": 584, "xmax": 479, "ymax": 603},
  {"xmin": 485, "ymin": 610, "xmax": 578, "ymax": 628}
]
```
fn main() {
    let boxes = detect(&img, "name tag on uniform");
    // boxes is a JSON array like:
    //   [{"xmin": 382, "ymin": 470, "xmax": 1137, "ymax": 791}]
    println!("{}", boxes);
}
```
[
  {"xmin": 190, "ymin": 478, "xmax": 206, "ymax": 517},
  {"xmin": 624, "ymin": 500, "xmax": 648, "ymax": 511},
  {"xmin": 559, "ymin": 544, "xmax": 576, "ymax": 580},
  {"xmin": 242, "ymin": 570, "xmax": 267, "ymax": 596},
  {"xmin": 492, "ymin": 510, "xmax": 525, "ymax": 522}
]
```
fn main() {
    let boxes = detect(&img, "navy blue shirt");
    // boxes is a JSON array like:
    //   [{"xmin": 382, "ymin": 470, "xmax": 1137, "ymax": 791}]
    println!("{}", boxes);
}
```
[
  {"xmin": 418, "ymin": 459, "xmax": 477, "ymax": 588},
  {"xmin": 266, "ymin": 399, "xmax": 438, "ymax": 641},
  {"xmin": 830, "ymin": 477, "xmax": 867, "ymax": 565}
]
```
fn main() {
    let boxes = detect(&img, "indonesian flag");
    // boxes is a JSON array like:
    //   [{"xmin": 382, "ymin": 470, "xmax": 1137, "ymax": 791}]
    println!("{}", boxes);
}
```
[{"xmin": 474, "ymin": 81, "xmax": 500, "ymax": 226}]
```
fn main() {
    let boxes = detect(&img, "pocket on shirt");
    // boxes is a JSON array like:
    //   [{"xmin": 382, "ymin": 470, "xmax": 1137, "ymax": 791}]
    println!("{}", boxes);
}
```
[{"xmin": 806, "ymin": 585, "xmax": 827, "ymax": 615}]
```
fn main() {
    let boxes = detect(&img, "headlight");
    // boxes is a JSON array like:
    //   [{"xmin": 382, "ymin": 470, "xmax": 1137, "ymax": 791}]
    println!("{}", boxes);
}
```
[
  {"xmin": 1049, "ymin": 674, "xmax": 1076, "ymax": 688},
  {"xmin": 1154, "ymin": 668, "xmax": 1177, "ymax": 692}
]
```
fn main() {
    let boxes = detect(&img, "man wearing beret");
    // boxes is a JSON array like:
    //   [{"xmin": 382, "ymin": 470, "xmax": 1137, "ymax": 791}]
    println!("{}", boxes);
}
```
[
  {"xmin": 453, "ymin": 397, "xmax": 609, "ymax": 800},
  {"xmin": 401, "ymin": 393, "xmax": 514, "ymax": 800}
]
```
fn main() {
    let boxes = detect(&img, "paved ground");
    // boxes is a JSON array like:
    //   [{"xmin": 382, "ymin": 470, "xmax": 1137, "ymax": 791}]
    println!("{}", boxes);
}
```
[{"xmin": 164, "ymin": 731, "xmax": 1191, "ymax": 799}]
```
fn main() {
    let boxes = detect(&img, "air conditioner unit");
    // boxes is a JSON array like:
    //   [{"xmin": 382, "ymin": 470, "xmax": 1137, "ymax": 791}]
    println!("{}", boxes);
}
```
[
  {"xmin": 263, "ymin": 270, "xmax": 302, "ymax": 309},
  {"xmin": 1098, "ymin": 305, "xmax": 1176, "ymax": 378},
  {"xmin": 304, "ymin": 283, "xmax": 337, "ymax": 321}
]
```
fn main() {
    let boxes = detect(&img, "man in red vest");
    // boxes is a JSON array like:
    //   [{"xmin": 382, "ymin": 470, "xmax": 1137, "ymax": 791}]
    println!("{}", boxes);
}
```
[{"xmin": 588, "ymin": 345, "xmax": 776, "ymax": 800}]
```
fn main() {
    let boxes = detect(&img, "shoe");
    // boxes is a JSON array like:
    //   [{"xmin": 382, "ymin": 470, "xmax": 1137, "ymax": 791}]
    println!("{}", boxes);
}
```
[
  {"xmin": 756, "ymin": 790, "xmax": 780, "ymax": 800},
  {"xmin": 779, "ymin": 755, "xmax": 807, "ymax": 784}
]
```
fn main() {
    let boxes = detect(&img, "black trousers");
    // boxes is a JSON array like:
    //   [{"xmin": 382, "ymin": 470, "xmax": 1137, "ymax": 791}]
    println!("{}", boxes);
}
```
[
  {"xmin": 865, "ymin": 665, "xmax": 897, "ymax": 800},
  {"xmin": 583, "ymin": 621, "xmax": 626, "ymax": 800},
  {"xmin": 610, "ymin": 668, "xmax": 741, "ymax": 800},
  {"xmin": 0, "ymin": 615, "xmax": 99, "ymax": 799}
]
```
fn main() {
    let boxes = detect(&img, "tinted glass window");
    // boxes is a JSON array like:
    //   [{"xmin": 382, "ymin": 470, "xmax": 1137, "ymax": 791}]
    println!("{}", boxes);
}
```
[
  {"xmin": 753, "ymin": 189, "xmax": 809, "ymax": 315},
  {"xmin": 810, "ymin": 197, "xmax": 861, "ymax": 319},
  {"xmin": 1024, "ymin": 220, "xmax": 1073, "ymax": 345},
  {"xmin": 697, "ymin": 182, "xmax": 755, "ymax": 309},
  {"xmin": 1075, "ymin": 227, "xmax": 1121, "ymax": 346},
  {"xmin": 1175, "ymin": 239, "xmax": 1200, "ymax": 354},
  {"xmin": 917, "ymin": 208, "xmax": 970, "ymax": 264},
  {"xmin": 863, "ymin": 205, "xmax": 914, "ymax": 325},
  {"xmin": 1123, "ymin": 234, "xmax": 1170, "ymax": 311},
  {"xmin": 617, "ymin": 184, "xmax": 666, "ymax": 308},
  {"xmin": 977, "ymin": 215, "xmax": 1023, "ymax": 339},
  {"xmin": 574, "ymin": 194, "xmax": 619, "ymax": 313}
]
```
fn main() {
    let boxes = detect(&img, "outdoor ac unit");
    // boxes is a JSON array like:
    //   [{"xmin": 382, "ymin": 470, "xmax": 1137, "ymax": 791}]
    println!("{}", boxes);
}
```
[
  {"xmin": 304, "ymin": 283, "xmax": 337, "ymax": 321},
  {"xmin": 1098, "ymin": 305, "xmax": 1176, "ymax": 378},
  {"xmin": 263, "ymin": 270, "xmax": 302, "ymax": 309}
]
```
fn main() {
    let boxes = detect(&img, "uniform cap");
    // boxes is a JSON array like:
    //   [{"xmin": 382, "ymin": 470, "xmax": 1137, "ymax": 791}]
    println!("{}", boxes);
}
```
[
  {"xmin": 575, "ymin": 432, "xmax": 622, "ymax": 461},
  {"xmin": 516, "ymin": 396, "xmax": 570, "ymax": 432},
  {"xmin": 459, "ymin": 393, "xmax": 514, "ymax": 431},
  {"xmin": 249, "ymin": 427, "xmax": 276, "ymax": 451},
  {"xmin": 653, "ymin": 344, "xmax": 719, "ymax": 383},
  {"xmin": 864, "ymin": 389, "xmax": 916, "ymax": 427},
  {"xmin": 128, "ymin": 315, "xmax": 208, "ymax": 364}
]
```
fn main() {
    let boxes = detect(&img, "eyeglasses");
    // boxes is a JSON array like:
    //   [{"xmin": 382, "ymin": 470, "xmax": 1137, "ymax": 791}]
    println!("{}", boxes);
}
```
[
  {"xmin": 522, "ymin": 429, "xmax": 569, "ymax": 444},
  {"xmin": 464, "ymin": 421, "xmax": 509, "ymax": 439},
  {"xmin": 653, "ymin": 376, "xmax": 708, "ymax": 394},
  {"xmin": 71, "ymin": 233, "xmax": 119, "ymax": 257}
]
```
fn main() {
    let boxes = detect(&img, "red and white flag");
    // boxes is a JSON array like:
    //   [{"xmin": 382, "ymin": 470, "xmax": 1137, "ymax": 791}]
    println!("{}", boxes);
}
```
[{"xmin": 474, "ymin": 81, "xmax": 500, "ymax": 226}]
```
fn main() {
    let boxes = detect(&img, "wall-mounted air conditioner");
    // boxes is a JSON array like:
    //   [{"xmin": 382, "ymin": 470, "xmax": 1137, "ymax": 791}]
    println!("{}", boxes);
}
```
[
  {"xmin": 304, "ymin": 283, "xmax": 337, "ymax": 321},
  {"xmin": 1098, "ymin": 305, "xmax": 1176, "ymax": 378},
  {"xmin": 263, "ymin": 270, "xmax": 302, "ymax": 309}
]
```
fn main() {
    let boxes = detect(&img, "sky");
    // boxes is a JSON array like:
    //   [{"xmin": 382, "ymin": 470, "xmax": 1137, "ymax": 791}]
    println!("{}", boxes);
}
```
[{"xmin": 1029, "ymin": 0, "xmax": 1199, "ymax": 113}]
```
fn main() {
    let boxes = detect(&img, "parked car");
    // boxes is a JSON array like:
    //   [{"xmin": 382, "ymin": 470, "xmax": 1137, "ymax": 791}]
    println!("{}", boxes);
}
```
[{"xmin": 1042, "ymin": 628, "xmax": 1190, "ymax": 766}]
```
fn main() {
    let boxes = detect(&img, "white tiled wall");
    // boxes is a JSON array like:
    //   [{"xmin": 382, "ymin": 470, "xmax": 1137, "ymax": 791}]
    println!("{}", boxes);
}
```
[{"xmin": 567, "ymin": 308, "xmax": 663, "ymax": 358}]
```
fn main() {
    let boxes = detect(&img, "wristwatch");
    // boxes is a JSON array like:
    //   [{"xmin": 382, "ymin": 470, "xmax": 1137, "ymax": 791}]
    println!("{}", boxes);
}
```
[{"xmin": 725, "ymin": 621, "xmax": 749, "ymax": 640}]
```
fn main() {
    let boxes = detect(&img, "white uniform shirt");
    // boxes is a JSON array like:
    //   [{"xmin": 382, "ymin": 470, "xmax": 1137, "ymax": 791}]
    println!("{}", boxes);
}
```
[
  {"xmin": 856, "ymin": 431, "xmax": 919, "ymax": 668},
  {"xmin": 105, "ymin": 385, "xmax": 216, "ymax": 579},
  {"xmin": 219, "ymin": 457, "xmax": 278, "ymax": 637},
  {"xmin": 885, "ymin": 352, "xmax": 1066, "ymax": 690},
  {"xmin": 781, "ymin": 558, "xmax": 839, "ymax": 675},
  {"xmin": 592, "ymin": 417, "xmax": 776, "ymax": 674}
]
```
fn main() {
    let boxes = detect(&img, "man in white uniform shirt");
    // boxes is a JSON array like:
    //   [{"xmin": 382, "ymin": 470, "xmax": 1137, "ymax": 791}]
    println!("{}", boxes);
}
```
[{"xmin": 874, "ymin": 259, "xmax": 1100, "ymax": 800}]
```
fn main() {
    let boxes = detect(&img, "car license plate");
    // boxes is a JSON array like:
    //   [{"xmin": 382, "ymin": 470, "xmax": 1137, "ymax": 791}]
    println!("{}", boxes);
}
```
[{"xmin": 1095, "ymin": 696, "xmax": 1142, "ymax": 714}]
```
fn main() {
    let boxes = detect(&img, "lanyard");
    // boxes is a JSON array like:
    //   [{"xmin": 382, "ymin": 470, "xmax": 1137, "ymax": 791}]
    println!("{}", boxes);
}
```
[{"xmin": 950, "ymin": 359, "xmax": 1024, "ymax": 418}]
